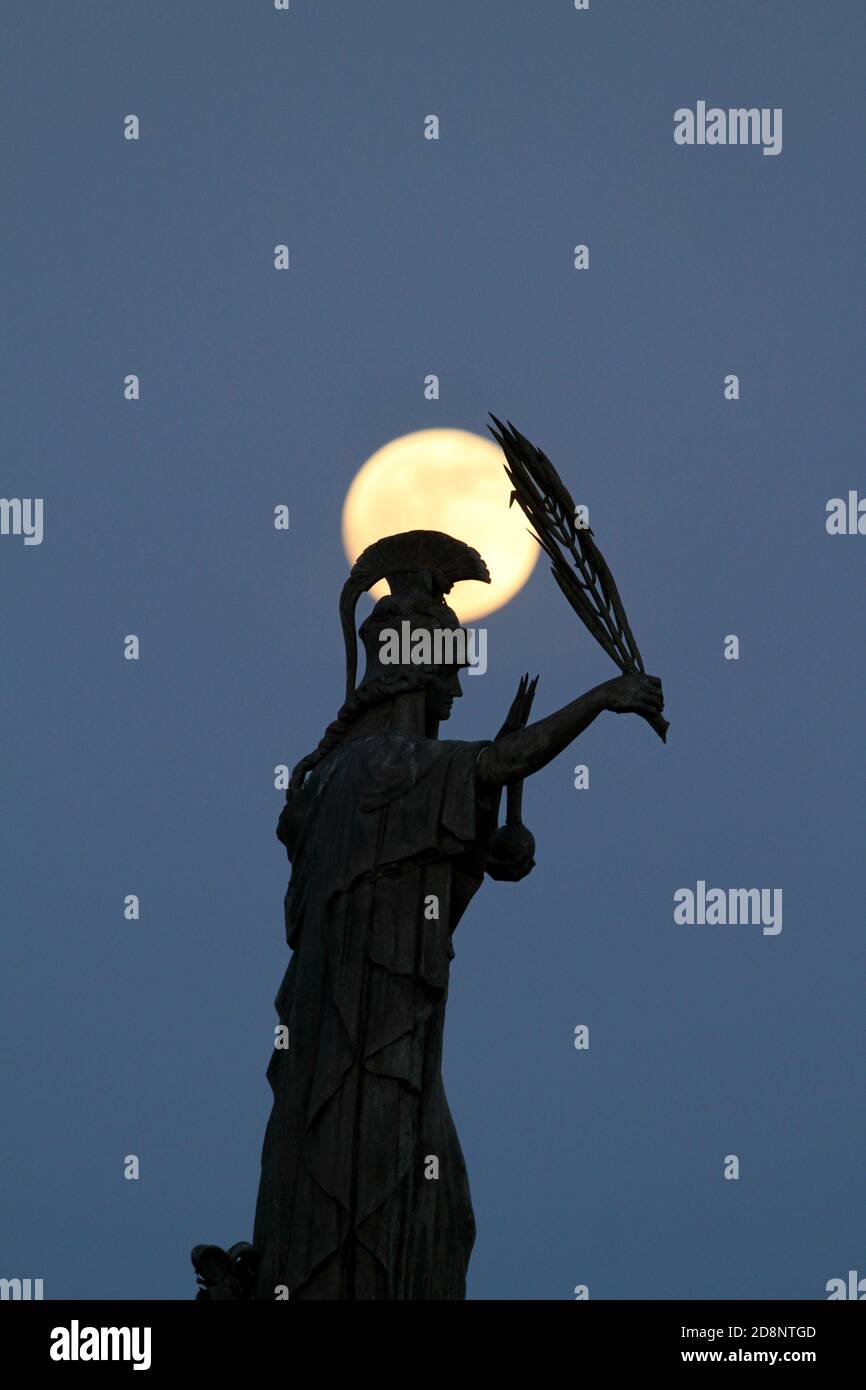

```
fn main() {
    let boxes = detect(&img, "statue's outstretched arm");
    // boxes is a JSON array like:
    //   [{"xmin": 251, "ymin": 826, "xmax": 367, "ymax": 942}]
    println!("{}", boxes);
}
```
[{"xmin": 478, "ymin": 673, "xmax": 664, "ymax": 787}]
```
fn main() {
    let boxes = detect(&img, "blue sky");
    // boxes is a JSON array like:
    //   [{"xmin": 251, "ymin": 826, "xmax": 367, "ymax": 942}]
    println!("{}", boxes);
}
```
[{"xmin": 1, "ymin": 1, "xmax": 863, "ymax": 1299}]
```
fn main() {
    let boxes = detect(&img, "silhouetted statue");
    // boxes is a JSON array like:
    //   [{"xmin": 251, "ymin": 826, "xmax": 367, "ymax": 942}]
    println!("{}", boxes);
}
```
[
  {"xmin": 231, "ymin": 528, "xmax": 663, "ymax": 1301},
  {"xmin": 190, "ymin": 421, "xmax": 668, "ymax": 1301}
]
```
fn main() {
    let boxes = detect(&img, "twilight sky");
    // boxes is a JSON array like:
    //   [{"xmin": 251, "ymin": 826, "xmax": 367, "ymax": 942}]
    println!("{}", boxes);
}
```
[{"xmin": 2, "ymin": 0, "xmax": 863, "ymax": 1299}]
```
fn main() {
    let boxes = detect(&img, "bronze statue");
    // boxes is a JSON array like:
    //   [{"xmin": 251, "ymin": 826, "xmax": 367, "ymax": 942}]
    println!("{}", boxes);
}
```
[{"xmin": 193, "ymin": 425, "xmax": 665, "ymax": 1301}]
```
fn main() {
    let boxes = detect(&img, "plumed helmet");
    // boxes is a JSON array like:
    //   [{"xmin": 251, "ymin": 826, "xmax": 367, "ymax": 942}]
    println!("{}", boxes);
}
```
[{"xmin": 339, "ymin": 530, "xmax": 490, "ymax": 702}]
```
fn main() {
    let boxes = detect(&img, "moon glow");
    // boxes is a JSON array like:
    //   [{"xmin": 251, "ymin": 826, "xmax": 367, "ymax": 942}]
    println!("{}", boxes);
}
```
[{"xmin": 341, "ymin": 428, "xmax": 538, "ymax": 622}]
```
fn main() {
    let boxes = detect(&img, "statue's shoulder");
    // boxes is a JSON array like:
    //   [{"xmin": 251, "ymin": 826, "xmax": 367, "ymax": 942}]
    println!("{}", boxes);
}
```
[
  {"xmin": 346, "ymin": 732, "xmax": 488, "ymax": 810},
  {"xmin": 298, "ymin": 732, "xmax": 488, "ymax": 798},
  {"xmin": 343, "ymin": 732, "xmax": 440, "ymax": 802},
  {"xmin": 287, "ymin": 735, "xmax": 488, "ymax": 825}
]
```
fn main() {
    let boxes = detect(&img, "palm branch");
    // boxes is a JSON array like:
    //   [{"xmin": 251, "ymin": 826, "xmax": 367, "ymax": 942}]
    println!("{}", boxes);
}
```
[{"xmin": 488, "ymin": 415, "xmax": 668, "ymax": 742}]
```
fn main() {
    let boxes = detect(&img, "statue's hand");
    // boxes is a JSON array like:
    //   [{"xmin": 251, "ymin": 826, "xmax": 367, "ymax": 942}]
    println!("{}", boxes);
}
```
[{"xmin": 603, "ymin": 673, "xmax": 664, "ymax": 718}]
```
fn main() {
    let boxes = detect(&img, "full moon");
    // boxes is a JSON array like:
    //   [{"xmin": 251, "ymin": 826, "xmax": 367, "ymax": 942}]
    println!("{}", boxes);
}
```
[{"xmin": 341, "ymin": 428, "xmax": 538, "ymax": 622}]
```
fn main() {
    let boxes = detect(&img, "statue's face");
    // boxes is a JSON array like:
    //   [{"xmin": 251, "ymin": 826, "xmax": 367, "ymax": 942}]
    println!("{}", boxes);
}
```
[{"xmin": 426, "ymin": 665, "xmax": 464, "ymax": 722}]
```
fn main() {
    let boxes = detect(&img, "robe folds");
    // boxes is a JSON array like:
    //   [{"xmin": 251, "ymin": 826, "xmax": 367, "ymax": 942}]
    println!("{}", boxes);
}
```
[{"xmin": 252, "ymin": 731, "xmax": 500, "ymax": 1300}]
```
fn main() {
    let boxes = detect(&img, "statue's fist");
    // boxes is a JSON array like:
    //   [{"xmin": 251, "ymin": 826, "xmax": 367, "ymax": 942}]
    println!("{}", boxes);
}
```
[{"xmin": 603, "ymin": 673, "xmax": 664, "ymax": 718}]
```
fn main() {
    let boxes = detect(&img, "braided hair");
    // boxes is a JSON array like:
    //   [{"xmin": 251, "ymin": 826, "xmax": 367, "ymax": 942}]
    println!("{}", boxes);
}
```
[{"xmin": 287, "ymin": 668, "xmax": 435, "ymax": 796}]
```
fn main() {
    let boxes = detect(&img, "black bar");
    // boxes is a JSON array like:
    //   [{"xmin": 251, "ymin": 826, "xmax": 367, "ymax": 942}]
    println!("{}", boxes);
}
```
[{"xmin": 3, "ymin": 1299, "xmax": 861, "ymax": 1374}]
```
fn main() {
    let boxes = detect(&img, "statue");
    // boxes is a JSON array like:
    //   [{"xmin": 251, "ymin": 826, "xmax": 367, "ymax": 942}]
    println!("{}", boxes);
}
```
[{"xmin": 193, "ymin": 424, "xmax": 665, "ymax": 1301}]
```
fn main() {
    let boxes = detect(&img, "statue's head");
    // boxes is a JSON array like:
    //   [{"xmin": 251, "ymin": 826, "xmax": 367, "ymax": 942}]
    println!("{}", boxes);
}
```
[
  {"xmin": 357, "ymin": 586, "xmax": 465, "ymax": 721},
  {"xmin": 341, "ymin": 531, "xmax": 490, "ymax": 724},
  {"xmin": 288, "ymin": 531, "xmax": 490, "ymax": 795}
]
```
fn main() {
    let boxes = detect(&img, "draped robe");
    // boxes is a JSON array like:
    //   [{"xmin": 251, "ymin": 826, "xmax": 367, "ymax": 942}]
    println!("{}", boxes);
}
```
[{"xmin": 252, "ymin": 729, "xmax": 500, "ymax": 1300}]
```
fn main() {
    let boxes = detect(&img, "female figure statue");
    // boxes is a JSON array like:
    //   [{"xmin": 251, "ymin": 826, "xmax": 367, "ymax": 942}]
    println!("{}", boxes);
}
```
[{"xmin": 245, "ymin": 530, "xmax": 664, "ymax": 1301}]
